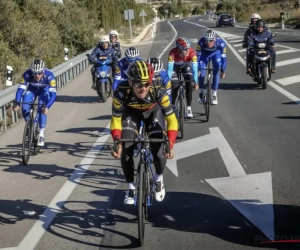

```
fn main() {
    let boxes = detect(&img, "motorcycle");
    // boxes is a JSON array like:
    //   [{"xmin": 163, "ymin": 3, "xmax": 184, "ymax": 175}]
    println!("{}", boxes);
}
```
[
  {"xmin": 246, "ymin": 34, "xmax": 276, "ymax": 89},
  {"xmin": 86, "ymin": 53, "xmax": 112, "ymax": 102}
]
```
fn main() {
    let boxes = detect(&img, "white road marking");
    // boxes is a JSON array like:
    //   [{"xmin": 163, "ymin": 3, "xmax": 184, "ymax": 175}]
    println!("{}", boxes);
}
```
[
  {"xmin": 233, "ymin": 43, "xmax": 243, "ymax": 47},
  {"xmin": 229, "ymin": 39, "xmax": 243, "ymax": 43},
  {"xmin": 276, "ymin": 75, "xmax": 300, "ymax": 86},
  {"xmin": 277, "ymin": 58, "xmax": 300, "ymax": 67},
  {"xmin": 276, "ymin": 49, "xmax": 295, "ymax": 55}
]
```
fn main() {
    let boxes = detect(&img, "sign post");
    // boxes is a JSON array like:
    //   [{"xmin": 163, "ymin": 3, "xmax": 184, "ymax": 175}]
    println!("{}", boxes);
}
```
[
  {"xmin": 124, "ymin": 9, "xmax": 135, "ymax": 40},
  {"xmin": 6, "ymin": 65, "xmax": 13, "ymax": 87},
  {"xmin": 139, "ymin": 9, "xmax": 147, "ymax": 27}
]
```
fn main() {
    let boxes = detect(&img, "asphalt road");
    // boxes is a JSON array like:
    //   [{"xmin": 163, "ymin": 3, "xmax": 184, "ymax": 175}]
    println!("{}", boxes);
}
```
[{"xmin": 0, "ymin": 18, "xmax": 300, "ymax": 250}]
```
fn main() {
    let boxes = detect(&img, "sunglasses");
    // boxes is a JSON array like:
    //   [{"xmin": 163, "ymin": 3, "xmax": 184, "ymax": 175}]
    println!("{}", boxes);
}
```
[
  {"xmin": 206, "ymin": 39, "xmax": 214, "ymax": 43},
  {"xmin": 33, "ymin": 72, "xmax": 43, "ymax": 76},
  {"xmin": 179, "ymin": 47, "xmax": 189, "ymax": 52},
  {"xmin": 110, "ymin": 35, "xmax": 117, "ymax": 38},
  {"xmin": 132, "ymin": 81, "xmax": 152, "ymax": 88}
]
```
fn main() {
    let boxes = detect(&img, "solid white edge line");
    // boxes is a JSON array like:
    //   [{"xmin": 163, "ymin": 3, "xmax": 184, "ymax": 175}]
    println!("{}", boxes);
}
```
[
  {"xmin": 158, "ymin": 21, "xmax": 178, "ymax": 59},
  {"xmin": 184, "ymin": 19, "xmax": 300, "ymax": 105},
  {"xmin": 16, "ymin": 125, "xmax": 111, "ymax": 250}
]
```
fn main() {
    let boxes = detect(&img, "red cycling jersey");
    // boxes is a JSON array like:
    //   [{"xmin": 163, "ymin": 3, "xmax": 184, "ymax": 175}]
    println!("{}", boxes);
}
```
[{"xmin": 168, "ymin": 47, "xmax": 197, "ymax": 64}]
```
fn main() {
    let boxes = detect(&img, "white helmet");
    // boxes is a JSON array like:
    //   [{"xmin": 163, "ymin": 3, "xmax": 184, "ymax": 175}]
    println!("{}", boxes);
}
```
[
  {"xmin": 99, "ymin": 35, "xmax": 110, "ymax": 44},
  {"xmin": 109, "ymin": 30, "xmax": 119, "ymax": 37},
  {"xmin": 204, "ymin": 29, "xmax": 216, "ymax": 41},
  {"xmin": 250, "ymin": 13, "xmax": 261, "ymax": 22},
  {"xmin": 125, "ymin": 47, "xmax": 139, "ymax": 60},
  {"xmin": 147, "ymin": 57, "xmax": 163, "ymax": 74},
  {"xmin": 30, "ymin": 59, "xmax": 45, "ymax": 74}
]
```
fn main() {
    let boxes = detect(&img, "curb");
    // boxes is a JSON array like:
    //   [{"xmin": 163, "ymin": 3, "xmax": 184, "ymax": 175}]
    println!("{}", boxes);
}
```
[{"xmin": 120, "ymin": 23, "xmax": 155, "ymax": 47}]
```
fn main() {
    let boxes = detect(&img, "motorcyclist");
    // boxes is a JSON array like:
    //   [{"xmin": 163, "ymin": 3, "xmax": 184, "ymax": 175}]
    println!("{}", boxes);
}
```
[
  {"xmin": 89, "ymin": 35, "xmax": 119, "ymax": 89},
  {"xmin": 247, "ymin": 19, "xmax": 276, "ymax": 74},
  {"xmin": 109, "ymin": 30, "xmax": 122, "ymax": 59}
]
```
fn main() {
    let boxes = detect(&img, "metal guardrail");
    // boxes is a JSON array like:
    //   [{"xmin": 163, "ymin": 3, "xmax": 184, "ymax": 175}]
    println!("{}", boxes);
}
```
[{"xmin": 0, "ymin": 49, "xmax": 92, "ymax": 131}]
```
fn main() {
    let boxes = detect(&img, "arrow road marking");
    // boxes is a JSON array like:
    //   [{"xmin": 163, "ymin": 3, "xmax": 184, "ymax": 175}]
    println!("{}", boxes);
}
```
[{"xmin": 166, "ymin": 127, "xmax": 274, "ymax": 241}]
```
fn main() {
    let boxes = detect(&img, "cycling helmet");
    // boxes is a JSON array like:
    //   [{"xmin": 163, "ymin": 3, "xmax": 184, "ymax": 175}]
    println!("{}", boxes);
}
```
[
  {"xmin": 204, "ymin": 29, "xmax": 216, "ymax": 41},
  {"xmin": 255, "ymin": 19, "xmax": 265, "ymax": 29},
  {"xmin": 125, "ymin": 47, "xmax": 139, "ymax": 62},
  {"xmin": 127, "ymin": 60, "xmax": 154, "ymax": 84},
  {"xmin": 147, "ymin": 57, "xmax": 163, "ymax": 74},
  {"xmin": 250, "ymin": 13, "xmax": 261, "ymax": 22},
  {"xmin": 175, "ymin": 37, "xmax": 191, "ymax": 50},
  {"xmin": 30, "ymin": 59, "xmax": 45, "ymax": 74},
  {"xmin": 99, "ymin": 35, "xmax": 110, "ymax": 44}
]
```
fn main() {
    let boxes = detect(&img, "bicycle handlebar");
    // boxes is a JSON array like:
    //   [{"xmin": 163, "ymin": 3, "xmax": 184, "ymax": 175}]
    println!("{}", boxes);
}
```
[{"xmin": 113, "ymin": 135, "xmax": 171, "ymax": 155}]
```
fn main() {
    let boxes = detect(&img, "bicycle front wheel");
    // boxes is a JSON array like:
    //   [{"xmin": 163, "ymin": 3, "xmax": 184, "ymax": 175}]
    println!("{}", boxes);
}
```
[
  {"xmin": 179, "ymin": 94, "xmax": 185, "ymax": 139},
  {"xmin": 137, "ymin": 163, "xmax": 146, "ymax": 246},
  {"xmin": 205, "ymin": 78, "xmax": 211, "ymax": 122},
  {"xmin": 22, "ymin": 118, "xmax": 33, "ymax": 165}
]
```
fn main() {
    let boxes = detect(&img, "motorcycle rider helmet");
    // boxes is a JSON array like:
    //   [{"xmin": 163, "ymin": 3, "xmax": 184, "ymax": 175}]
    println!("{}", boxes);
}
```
[
  {"xmin": 109, "ymin": 30, "xmax": 119, "ymax": 41},
  {"xmin": 250, "ymin": 13, "xmax": 261, "ymax": 23},
  {"xmin": 127, "ymin": 60, "xmax": 154, "ymax": 85},
  {"xmin": 99, "ymin": 35, "xmax": 110, "ymax": 49},
  {"xmin": 30, "ymin": 59, "xmax": 45, "ymax": 74},
  {"xmin": 147, "ymin": 57, "xmax": 163, "ymax": 74},
  {"xmin": 254, "ymin": 19, "xmax": 265, "ymax": 32},
  {"xmin": 175, "ymin": 37, "xmax": 191, "ymax": 50},
  {"xmin": 125, "ymin": 47, "xmax": 139, "ymax": 63}
]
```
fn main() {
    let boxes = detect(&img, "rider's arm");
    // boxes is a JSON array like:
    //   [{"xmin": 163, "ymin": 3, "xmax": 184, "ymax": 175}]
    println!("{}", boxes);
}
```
[
  {"xmin": 15, "ymin": 73, "xmax": 29, "ymax": 105},
  {"xmin": 196, "ymin": 38, "xmax": 204, "ymax": 58},
  {"xmin": 167, "ymin": 49, "xmax": 175, "ymax": 79},
  {"xmin": 110, "ymin": 88, "xmax": 124, "ymax": 140},
  {"xmin": 159, "ymin": 69, "xmax": 172, "ymax": 102},
  {"xmin": 46, "ymin": 70, "xmax": 57, "ymax": 109},
  {"xmin": 157, "ymin": 88, "xmax": 178, "ymax": 149},
  {"xmin": 89, "ymin": 47, "xmax": 98, "ymax": 63},
  {"xmin": 247, "ymin": 32, "xmax": 255, "ymax": 47},
  {"xmin": 220, "ymin": 41, "xmax": 227, "ymax": 73},
  {"xmin": 112, "ymin": 60, "xmax": 124, "ymax": 91},
  {"xmin": 190, "ymin": 48, "xmax": 198, "ymax": 84}
]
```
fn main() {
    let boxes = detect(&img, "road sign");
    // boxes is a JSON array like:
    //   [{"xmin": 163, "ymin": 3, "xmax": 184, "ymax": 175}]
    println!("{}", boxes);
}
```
[
  {"xmin": 139, "ymin": 9, "xmax": 147, "ymax": 27},
  {"xmin": 167, "ymin": 127, "xmax": 274, "ymax": 241},
  {"xmin": 124, "ymin": 9, "xmax": 134, "ymax": 20},
  {"xmin": 124, "ymin": 9, "xmax": 134, "ymax": 40},
  {"xmin": 139, "ymin": 9, "xmax": 147, "ymax": 17}
]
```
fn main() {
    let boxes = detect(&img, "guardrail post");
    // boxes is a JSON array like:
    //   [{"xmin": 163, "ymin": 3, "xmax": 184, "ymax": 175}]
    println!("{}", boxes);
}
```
[
  {"xmin": 6, "ymin": 65, "xmax": 13, "ymax": 87},
  {"xmin": 64, "ymin": 48, "xmax": 69, "ymax": 61},
  {"xmin": 11, "ymin": 102, "xmax": 18, "ymax": 124}
]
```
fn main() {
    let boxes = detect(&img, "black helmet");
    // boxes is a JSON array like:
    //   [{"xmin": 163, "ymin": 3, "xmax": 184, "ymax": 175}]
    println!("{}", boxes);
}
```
[{"xmin": 255, "ymin": 19, "xmax": 265, "ymax": 29}]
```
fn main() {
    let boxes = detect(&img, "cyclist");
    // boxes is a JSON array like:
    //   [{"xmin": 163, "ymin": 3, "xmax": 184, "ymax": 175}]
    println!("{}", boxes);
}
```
[
  {"xmin": 89, "ymin": 35, "xmax": 119, "ymax": 89},
  {"xmin": 112, "ymin": 47, "xmax": 143, "ymax": 92},
  {"xmin": 247, "ymin": 19, "xmax": 276, "ymax": 74},
  {"xmin": 167, "ymin": 37, "xmax": 198, "ymax": 118},
  {"xmin": 196, "ymin": 29, "xmax": 226, "ymax": 105},
  {"xmin": 110, "ymin": 60, "xmax": 178, "ymax": 205},
  {"xmin": 109, "ymin": 30, "xmax": 122, "ymax": 59},
  {"xmin": 13, "ymin": 59, "xmax": 56, "ymax": 146},
  {"xmin": 147, "ymin": 57, "xmax": 172, "ymax": 102}
]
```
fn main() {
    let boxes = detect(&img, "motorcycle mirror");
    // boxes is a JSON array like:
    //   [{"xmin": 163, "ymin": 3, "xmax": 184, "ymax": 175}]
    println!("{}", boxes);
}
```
[
  {"xmin": 272, "ymin": 33, "xmax": 276, "ymax": 38},
  {"xmin": 86, "ymin": 53, "xmax": 91, "ymax": 57}
]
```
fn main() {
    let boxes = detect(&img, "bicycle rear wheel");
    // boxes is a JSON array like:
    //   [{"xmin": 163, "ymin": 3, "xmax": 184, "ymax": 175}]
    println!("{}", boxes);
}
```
[
  {"xmin": 138, "ymin": 163, "xmax": 146, "ymax": 246},
  {"xmin": 22, "ymin": 118, "xmax": 33, "ymax": 165}
]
